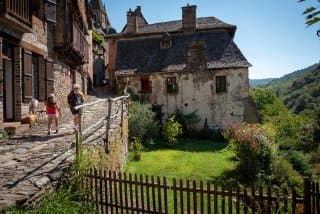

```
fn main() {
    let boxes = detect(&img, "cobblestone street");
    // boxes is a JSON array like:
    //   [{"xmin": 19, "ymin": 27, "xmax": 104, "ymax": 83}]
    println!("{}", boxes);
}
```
[{"xmin": 0, "ymin": 92, "xmax": 110, "ymax": 210}]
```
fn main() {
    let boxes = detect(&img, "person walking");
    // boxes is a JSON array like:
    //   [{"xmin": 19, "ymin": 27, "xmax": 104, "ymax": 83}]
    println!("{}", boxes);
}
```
[
  {"xmin": 67, "ymin": 84, "xmax": 85, "ymax": 133},
  {"xmin": 46, "ymin": 94, "xmax": 61, "ymax": 135}
]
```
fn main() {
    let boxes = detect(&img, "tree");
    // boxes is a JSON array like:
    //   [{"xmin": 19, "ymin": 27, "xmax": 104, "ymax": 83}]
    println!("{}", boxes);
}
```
[{"xmin": 298, "ymin": 0, "xmax": 320, "ymax": 37}]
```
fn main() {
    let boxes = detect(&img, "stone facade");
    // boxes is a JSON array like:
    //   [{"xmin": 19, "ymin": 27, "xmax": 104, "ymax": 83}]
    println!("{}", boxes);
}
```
[
  {"xmin": 107, "ymin": 4, "xmax": 251, "ymax": 129},
  {"xmin": 90, "ymin": 0, "xmax": 116, "ymax": 88},
  {"xmin": 0, "ymin": 0, "xmax": 92, "ymax": 123},
  {"xmin": 119, "ymin": 68, "xmax": 249, "ymax": 128}
]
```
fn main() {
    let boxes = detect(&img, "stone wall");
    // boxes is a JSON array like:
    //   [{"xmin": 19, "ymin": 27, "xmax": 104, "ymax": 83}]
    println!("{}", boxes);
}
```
[
  {"xmin": 21, "ymin": 16, "xmax": 48, "ymax": 56},
  {"xmin": 0, "ymin": 36, "xmax": 3, "ymax": 122},
  {"xmin": 119, "ymin": 67, "xmax": 249, "ymax": 129},
  {"xmin": 82, "ymin": 97, "xmax": 129, "ymax": 171},
  {"xmin": 53, "ymin": 62, "xmax": 72, "ymax": 109},
  {"xmin": 107, "ymin": 98, "xmax": 129, "ymax": 170}
]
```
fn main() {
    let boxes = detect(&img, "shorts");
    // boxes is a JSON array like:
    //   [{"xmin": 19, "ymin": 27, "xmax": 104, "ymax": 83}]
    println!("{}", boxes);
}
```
[
  {"xmin": 47, "ymin": 114, "xmax": 58, "ymax": 120},
  {"xmin": 70, "ymin": 107, "xmax": 80, "ymax": 115}
]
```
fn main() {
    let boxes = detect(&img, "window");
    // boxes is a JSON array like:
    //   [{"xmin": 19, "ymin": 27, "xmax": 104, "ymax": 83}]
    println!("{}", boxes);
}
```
[
  {"xmin": 141, "ymin": 77, "xmax": 152, "ymax": 93},
  {"xmin": 216, "ymin": 76, "xmax": 226, "ymax": 93},
  {"xmin": 167, "ymin": 77, "xmax": 177, "ymax": 93},
  {"xmin": 160, "ymin": 40, "xmax": 172, "ymax": 49}
]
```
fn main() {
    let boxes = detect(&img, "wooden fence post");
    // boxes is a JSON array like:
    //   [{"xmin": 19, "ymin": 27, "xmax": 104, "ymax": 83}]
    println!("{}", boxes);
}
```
[
  {"xmin": 105, "ymin": 99, "xmax": 111, "ymax": 153},
  {"xmin": 304, "ymin": 177, "xmax": 311, "ymax": 214}
]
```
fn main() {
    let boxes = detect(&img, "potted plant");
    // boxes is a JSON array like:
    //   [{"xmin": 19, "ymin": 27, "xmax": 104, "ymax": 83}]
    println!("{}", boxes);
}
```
[{"xmin": 130, "ymin": 137, "xmax": 144, "ymax": 161}]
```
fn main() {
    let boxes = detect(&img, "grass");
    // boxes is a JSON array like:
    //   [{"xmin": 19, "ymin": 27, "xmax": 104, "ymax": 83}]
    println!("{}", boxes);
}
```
[
  {"xmin": 125, "ymin": 139, "xmax": 236, "ymax": 183},
  {"xmin": 8, "ymin": 185, "xmax": 90, "ymax": 214}
]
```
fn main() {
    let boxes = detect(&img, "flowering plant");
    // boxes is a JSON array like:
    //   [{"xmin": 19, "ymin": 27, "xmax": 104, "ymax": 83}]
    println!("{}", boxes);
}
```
[{"xmin": 223, "ymin": 123, "xmax": 272, "ymax": 177}]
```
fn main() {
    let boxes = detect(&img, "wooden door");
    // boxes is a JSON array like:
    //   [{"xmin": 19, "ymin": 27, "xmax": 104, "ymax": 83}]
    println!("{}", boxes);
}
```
[{"xmin": 4, "ymin": 59, "xmax": 14, "ymax": 121}]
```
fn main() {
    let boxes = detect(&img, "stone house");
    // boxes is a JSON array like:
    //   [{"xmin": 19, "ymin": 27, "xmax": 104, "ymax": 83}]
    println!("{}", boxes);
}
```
[
  {"xmin": 90, "ymin": 0, "xmax": 116, "ymax": 88},
  {"xmin": 0, "ymin": 0, "xmax": 92, "ymax": 123},
  {"xmin": 106, "ymin": 5, "xmax": 252, "ymax": 129}
]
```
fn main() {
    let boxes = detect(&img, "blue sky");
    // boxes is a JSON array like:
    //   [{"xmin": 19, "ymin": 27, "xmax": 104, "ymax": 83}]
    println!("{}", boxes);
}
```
[{"xmin": 103, "ymin": 0, "xmax": 319, "ymax": 79}]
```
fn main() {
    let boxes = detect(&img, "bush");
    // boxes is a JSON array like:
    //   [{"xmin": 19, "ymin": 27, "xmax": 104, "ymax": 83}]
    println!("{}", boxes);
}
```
[
  {"xmin": 271, "ymin": 157, "xmax": 303, "ymax": 192},
  {"xmin": 130, "ymin": 137, "xmax": 144, "ymax": 161},
  {"xmin": 163, "ymin": 115, "xmax": 182, "ymax": 145},
  {"xmin": 285, "ymin": 150, "xmax": 312, "ymax": 177},
  {"xmin": 129, "ymin": 101, "xmax": 159, "ymax": 144},
  {"xmin": 223, "ymin": 124, "xmax": 272, "ymax": 179},
  {"xmin": 196, "ymin": 119, "xmax": 225, "ymax": 141},
  {"xmin": 275, "ymin": 114, "xmax": 304, "ymax": 142},
  {"xmin": 173, "ymin": 110, "xmax": 200, "ymax": 137}
]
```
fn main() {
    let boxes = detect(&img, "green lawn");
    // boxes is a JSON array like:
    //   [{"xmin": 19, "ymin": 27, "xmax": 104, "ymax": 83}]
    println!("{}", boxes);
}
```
[{"xmin": 125, "ymin": 139, "xmax": 236, "ymax": 182}]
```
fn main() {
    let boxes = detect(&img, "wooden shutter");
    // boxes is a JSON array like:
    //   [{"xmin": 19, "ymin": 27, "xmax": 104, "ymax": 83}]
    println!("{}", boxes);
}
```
[
  {"xmin": 23, "ymin": 50, "xmax": 33, "ymax": 100},
  {"xmin": 46, "ymin": 59, "xmax": 54, "ymax": 97},
  {"xmin": 46, "ymin": 0, "xmax": 56, "ymax": 23},
  {"xmin": 38, "ymin": 56, "xmax": 46, "ymax": 101}
]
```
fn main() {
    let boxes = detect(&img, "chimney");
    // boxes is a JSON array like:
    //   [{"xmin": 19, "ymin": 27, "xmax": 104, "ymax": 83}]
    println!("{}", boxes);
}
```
[
  {"xmin": 126, "ymin": 8, "xmax": 136, "ymax": 33},
  {"xmin": 182, "ymin": 4, "xmax": 196, "ymax": 31}
]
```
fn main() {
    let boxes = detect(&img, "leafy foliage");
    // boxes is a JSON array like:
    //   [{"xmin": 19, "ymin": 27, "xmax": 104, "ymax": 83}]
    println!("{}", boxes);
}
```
[
  {"xmin": 173, "ymin": 109, "xmax": 200, "ymax": 137},
  {"xmin": 223, "ymin": 124, "xmax": 272, "ymax": 180},
  {"xmin": 10, "ymin": 185, "xmax": 89, "ymax": 214},
  {"xmin": 256, "ymin": 63, "xmax": 320, "ymax": 116},
  {"xmin": 298, "ymin": 0, "xmax": 320, "ymax": 36},
  {"xmin": 163, "ymin": 115, "xmax": 183, "ymax": 145},
  {"xmin": 129, "ymin": 101, "xmax": 159, "ymax": 144},
  {"xmin": 92, "ymin": 30, "xmax": 104, "ymax": 45}
]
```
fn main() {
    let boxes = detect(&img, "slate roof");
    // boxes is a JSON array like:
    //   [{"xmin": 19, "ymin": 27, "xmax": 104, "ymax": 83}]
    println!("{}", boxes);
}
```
[
  {"xmin": 115, "ymin": 31, "xmax": 250, "ymax": 74},
  {"xmin": 136, "ymin": 17, "xmax": 236, "ymax": 34}
]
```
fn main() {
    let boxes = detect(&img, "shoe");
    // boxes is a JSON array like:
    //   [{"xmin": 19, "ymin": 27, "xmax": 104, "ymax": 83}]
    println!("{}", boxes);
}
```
[
  {"xmin": 55, "ymin": 129, "xmax": 59, "ymax": 134},
  {"xmin": 47, "ymin": 131, "xmax": 51, "ymax": 135}
]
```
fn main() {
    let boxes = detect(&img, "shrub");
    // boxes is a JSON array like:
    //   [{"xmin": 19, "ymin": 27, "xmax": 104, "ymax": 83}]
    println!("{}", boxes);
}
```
[
  {"xmin": 223, "ymin": 124, "xmax": 272, "ymax": 179},
  {"xmin": 271, "ymin": 157, "xmax": 303, "ymax": 193},
  {"xmin": 129, "ymin": 101, "xmax": 159, "ymax": 144},
  {"xmin": 173, "ymin": 110, "xmax": 200, "ymax": 137},
  {"xmin": 197, "ymin": 119, "xmax": 225, "ymax": 141},
  {"xmin": 163, "ymin": 115, "xmax": 182, "ymax": 145},
  {"xmin": 285, "ymin": 150, "xmax": 312, "ymax": 177},
  {"xmin": 130, "ymin": 137, "xmax": 144, "ymax": 161},
  {"xmin": 275, "ymin": 114, "xmax": 304, "ymax": 142}
]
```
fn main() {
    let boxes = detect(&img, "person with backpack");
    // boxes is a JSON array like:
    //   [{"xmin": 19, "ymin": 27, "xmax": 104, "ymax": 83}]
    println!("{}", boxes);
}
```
[
  {"xmin": 46, "ymin": 94, "xmax": 61, "ymax": 135},
  {"xmin": 67, "ymin": 84, "xmax": 85, "ymax": 133}
]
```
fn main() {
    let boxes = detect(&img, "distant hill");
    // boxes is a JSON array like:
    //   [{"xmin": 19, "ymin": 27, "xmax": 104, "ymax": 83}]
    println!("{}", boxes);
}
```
[
  {"xmin": 260, "ymin": 63, "xmax": 320, "ymax": 114},
  {"xmin": 249, "ymin": 78, "xmax": 277, "ymax": 87}
]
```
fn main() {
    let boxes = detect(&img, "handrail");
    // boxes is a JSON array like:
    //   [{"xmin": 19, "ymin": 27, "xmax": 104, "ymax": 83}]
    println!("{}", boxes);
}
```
[
  {"xmin": 74, "ymin": 94, "xmax": 130, "ymax": 157},
  {"xmin": 74, "ymin": 95, "xmax": 130, "ymax": 110}
]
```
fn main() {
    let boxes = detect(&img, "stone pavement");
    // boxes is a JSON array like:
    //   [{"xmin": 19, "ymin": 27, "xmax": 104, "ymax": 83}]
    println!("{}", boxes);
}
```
[{"xmin": 0, "ymin": 92, "xmax": 110, "ymax": 210}]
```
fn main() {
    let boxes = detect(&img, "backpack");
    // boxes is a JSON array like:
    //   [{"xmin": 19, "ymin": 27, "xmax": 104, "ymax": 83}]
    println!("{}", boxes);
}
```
[{"xmin": 68, "ymin": 91, "xmax": 82, "ymax": 107}]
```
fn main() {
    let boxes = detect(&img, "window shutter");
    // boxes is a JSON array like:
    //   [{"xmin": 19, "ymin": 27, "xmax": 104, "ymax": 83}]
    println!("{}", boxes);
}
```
[
  {"xmin": 38, "ymin": 56, "xmax": 46, "ymax": 101},
  {"xmin": 46, "ymin": 0, "xmax": 56, "ymax": 23},
  {"xmin": 46, "ymin": 59, "xmax": 54, "ymax": 97},
  {"xmin": 23, "ymin": 50, "xmax": 33, "ymax": 101}
]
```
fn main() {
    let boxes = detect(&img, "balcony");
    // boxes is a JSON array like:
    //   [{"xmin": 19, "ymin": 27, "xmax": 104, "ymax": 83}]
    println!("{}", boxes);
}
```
[
  {"xmin": 0, "ymin": 0, "xmax": 33, "ymax": 33},
  {"xmin": 72, "ymin": 23, "xmax": 88, "ymax": 63}
]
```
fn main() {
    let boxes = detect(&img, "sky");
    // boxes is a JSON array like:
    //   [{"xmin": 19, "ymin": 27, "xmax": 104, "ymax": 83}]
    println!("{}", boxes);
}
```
[{"xmin": 103, "ymin": 0, "xmax": 320, "ymax": 79}]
